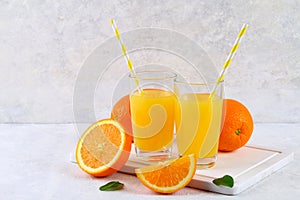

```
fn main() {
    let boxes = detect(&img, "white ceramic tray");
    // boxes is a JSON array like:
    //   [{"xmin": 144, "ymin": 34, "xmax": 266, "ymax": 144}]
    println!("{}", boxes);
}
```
[{"xmin": 120, "ymin": 145, "xmax": 294, "ymax": 195}]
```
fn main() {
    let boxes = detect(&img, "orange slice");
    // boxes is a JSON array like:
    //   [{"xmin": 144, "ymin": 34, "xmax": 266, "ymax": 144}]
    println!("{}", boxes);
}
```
[
  {"xmin": 76, "ymin": 119, "xmax": 132, "ymax": 177},
  {"xmin": 135, "ymin": 154, "xmax": 196, "ymax": 194}
]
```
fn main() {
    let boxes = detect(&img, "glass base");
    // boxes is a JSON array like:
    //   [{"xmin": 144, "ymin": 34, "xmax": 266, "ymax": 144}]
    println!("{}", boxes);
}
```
[
  {"xmin": 135, "ymin": 147, "xmax": 173, "ymax": 162},
  {"xmin": 196, "ymin": 155, "xmax": 217, "ymax": 169}
]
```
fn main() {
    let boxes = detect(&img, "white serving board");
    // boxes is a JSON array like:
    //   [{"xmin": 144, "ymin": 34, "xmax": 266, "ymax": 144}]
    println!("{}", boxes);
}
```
[{"xmin": 120, "ymin": 145, "xmax": 294, "ymax": 195}]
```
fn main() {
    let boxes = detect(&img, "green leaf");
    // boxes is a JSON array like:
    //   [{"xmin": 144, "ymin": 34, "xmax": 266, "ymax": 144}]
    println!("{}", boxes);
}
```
[
  {"xmin": 99, "ymin": 181, "xmax": 124, "ymax": 191},
  {"xmin": 212, "ymin": 175, "xmax": 234, "ymax": 188}
]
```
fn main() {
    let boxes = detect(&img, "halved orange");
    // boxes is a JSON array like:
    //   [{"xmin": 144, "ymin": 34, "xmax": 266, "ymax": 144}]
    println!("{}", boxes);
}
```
[
  {"xmin": 135, "ymin": 154, "xmax": 196, "ymax": 194},
  {"xmin": 76, "ymin": 119, "xmax": 132, "ymax": 177}
]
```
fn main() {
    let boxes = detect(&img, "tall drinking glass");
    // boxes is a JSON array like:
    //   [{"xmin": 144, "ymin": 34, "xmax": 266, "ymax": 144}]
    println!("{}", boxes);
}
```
[
  {"xmin": 129, "ymin": 70, "xmax": 177, "ymax": 161},
  {"xmin": 175, "ymin": 80, "xmax": 224, "ymax": 168}
]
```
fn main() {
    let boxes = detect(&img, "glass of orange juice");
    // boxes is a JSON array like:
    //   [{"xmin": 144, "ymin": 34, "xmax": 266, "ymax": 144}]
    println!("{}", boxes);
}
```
[
  {"xmin": 175, "ymin": 80, "xmax": 224, "ymax": 168},
  {"xmin": 129, "ymin": 70, "xmax": 177, "ymax": 161}
]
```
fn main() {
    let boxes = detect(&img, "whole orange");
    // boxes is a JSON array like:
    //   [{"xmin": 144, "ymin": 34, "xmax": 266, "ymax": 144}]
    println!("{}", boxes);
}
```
[
  {"xmin": 218, "ymin": 99, "xmax": 254, "ymax": 152},
  {"xmin": 111, "ymin": 95, "xmax": 133, "ymax": 141}
]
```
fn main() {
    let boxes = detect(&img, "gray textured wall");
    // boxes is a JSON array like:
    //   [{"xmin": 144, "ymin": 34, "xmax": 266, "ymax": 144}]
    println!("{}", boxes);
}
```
[{"xmin": 1, "ymin": 0, "xmax": 299, "ymax": 123}]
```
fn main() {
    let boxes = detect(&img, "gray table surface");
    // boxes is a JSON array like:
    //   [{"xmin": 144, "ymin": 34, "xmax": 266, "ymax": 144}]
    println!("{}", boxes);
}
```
[{"xmin": 1, "ymin": 123, "xmax": 299, "ymax": 200}]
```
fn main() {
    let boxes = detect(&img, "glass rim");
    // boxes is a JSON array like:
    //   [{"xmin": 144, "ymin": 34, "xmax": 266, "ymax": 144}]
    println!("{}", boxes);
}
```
[
  {"xmin": 128, "ymin": 70, "xmax": 177, "ymax": 80},
  {"xmin": 174, "ymin": 79, "xmax": 224, "ymax": 86}
]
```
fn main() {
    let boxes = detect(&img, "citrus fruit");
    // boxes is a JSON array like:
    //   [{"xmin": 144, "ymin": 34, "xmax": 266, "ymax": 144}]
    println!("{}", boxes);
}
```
[
  {"xmin": 135, "ymin": 154, "xmax": 196, "ymax": 194},
  {"xmin": 76, "ymin": 119, "xmax": 132, "ymax": 177},
  {"xmin": 218, "ymin": 99, "xmax": 254, "ymax": 152},
  {"xmin": 111, "ymin": 95, "xmax": 133, "ymax": 141}
]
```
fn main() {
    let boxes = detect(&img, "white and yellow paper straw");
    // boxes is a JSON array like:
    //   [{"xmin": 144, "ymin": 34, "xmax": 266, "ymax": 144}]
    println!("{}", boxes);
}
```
[
  {"xmin": 209, "ymin": 24, "xmax": 249, "ymax": 98},
  {"xmin": 110, "ymin": 19, "xmax": 142, "ymax": 93}
]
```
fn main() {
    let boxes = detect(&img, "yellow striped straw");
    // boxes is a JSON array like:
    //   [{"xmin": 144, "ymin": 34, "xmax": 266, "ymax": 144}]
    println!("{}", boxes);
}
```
[
  {"xmin": 209, "ymin": 23, "xmax": 249, "ymax": 99},
  {"xmin": 110, "ymin": 19, "xmax": 143, "ymax": 93}
]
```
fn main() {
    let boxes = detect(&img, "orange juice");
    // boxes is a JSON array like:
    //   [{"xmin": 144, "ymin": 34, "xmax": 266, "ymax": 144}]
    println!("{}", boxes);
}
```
[
  {"xmin": 175, "ymin": 93, "xmax": 223, "ymax": 158},
  {"xmin": 130, "ymin": 89, "xmax": 176, "ymax": 152}
]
